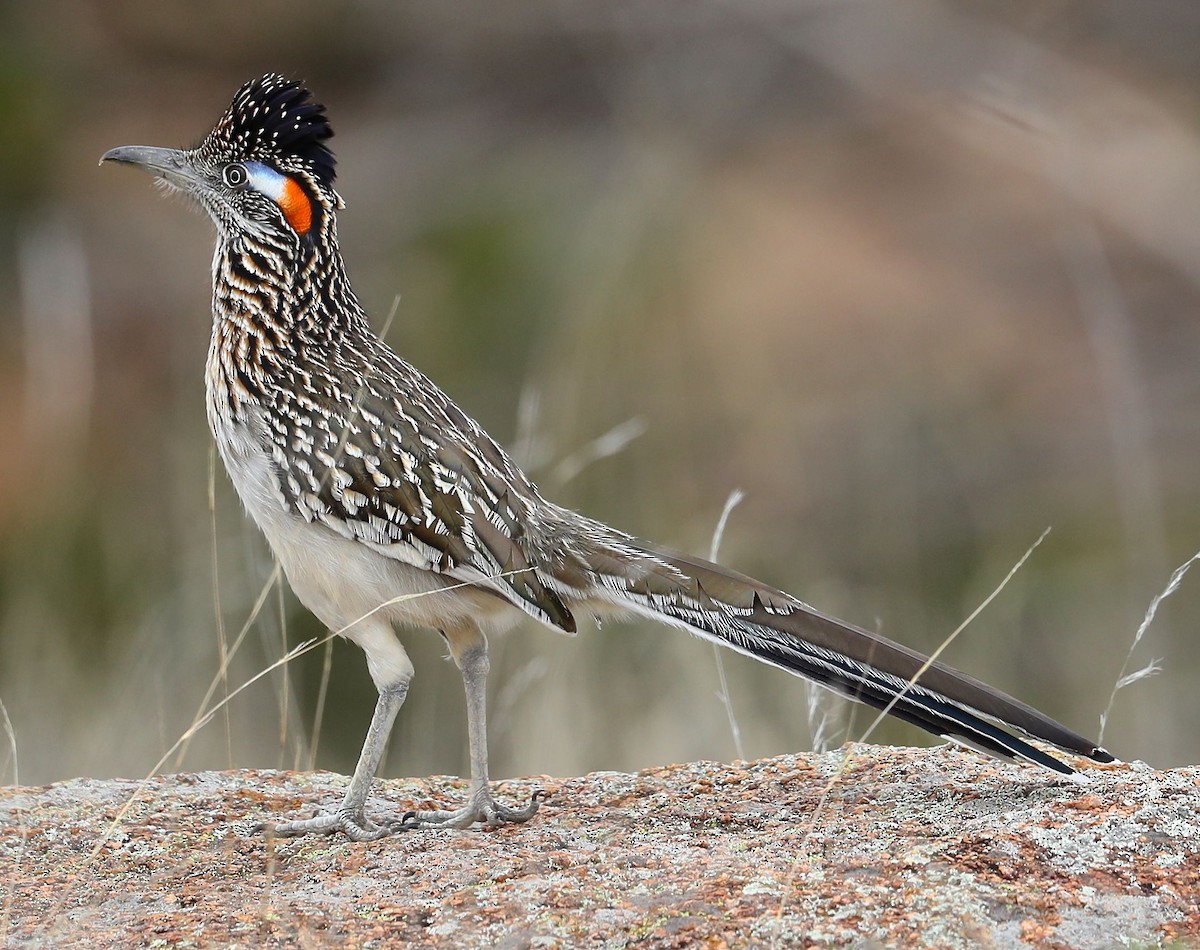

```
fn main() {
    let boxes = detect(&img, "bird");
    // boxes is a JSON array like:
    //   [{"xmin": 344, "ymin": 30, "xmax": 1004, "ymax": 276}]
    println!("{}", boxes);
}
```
[{"xmin": 101, "ymin": 73, "xmax": 1114, "ymax": 841}]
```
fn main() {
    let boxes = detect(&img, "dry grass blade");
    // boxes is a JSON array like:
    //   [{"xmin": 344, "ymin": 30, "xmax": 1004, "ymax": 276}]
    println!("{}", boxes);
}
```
[
  {"xmin": 551, "ymin": 417, "xmax": 648, "ymax": 485},
  {"xmin": 207, "ymin": 445, "xmax": 233, "ymax": 767},
  {"xmin": 0, "ymin": 696, "xmax": 15, "ymax": 789},
  {"xmin": 708, "ymin": 489, "xmax": 746, "ymax": 762},
  {"xmin": 307, "ymin": 637, "xmax": 335, "ymax": 772},
  {"xmin": 855, "ymin": 526, "xmax": 1052, "ymax": 746},
  {"xmin": 1097, "ymin": 551, "xmax": 1194, "ymax": 743},
  {"xmin": 273, "ymin": 567, "xmax": 294, "ymax": 769},
  {"xmin": 175, "ymin": 562, "xmax": 283, "ymax": 770},
  {"xmin": 0, "ymin": 696, "xmax": 24, "ymax": 946},
  {"xmin": 777, "ymin": 527, "xmax": 1051, "ymax": 918}
]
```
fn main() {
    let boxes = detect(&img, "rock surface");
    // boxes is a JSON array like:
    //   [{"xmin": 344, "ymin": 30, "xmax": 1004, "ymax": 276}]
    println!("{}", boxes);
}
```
[{"xmin": 1, "ymin": 746, "xmax": 1196, "ymax": 948}]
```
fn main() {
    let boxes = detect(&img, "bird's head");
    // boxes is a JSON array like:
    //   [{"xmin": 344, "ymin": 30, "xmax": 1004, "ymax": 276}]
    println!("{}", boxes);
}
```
[{"xmin": 102, "ymin": 73, "xmax": 342, "ymax": 248}]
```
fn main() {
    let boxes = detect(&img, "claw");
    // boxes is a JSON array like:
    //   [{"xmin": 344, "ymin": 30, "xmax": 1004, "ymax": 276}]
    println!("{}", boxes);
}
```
[
  {"xmin": 406, "ymin": 787, "xmax": 546, "ymax": 830},
  {"xmin": 259, "ymin": 807, "xmax": 396, "ymax": 842}
]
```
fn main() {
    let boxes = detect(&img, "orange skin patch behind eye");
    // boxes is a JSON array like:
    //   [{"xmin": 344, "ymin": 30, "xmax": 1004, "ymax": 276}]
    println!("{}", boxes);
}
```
[{"xmin": 277, "ymin": 177, "xmax": 313, "ymax": 235}]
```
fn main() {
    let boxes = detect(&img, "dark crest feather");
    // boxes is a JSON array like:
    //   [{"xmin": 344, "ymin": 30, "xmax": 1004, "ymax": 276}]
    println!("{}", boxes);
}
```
[{"xmin": 205, "ymin": 73, "xmax": 336, "ymax": 190}]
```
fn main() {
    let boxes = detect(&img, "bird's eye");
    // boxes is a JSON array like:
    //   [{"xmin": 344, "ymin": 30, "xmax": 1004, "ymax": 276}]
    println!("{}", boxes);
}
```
[{"xmin": 222, "ymin": 163, "xmax": 249, "ymax": 188}]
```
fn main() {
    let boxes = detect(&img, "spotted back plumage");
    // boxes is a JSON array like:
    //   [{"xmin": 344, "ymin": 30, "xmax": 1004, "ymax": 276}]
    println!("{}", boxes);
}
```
[{"xmin": 246, "ymin": 332, "xmax": 584, "ymax": 631}]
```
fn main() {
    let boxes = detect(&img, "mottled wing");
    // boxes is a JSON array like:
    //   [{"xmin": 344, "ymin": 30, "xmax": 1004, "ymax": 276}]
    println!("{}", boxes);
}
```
[{"xmin": 259, "ymin": 343, "xmax": 576, "ymax": 632}]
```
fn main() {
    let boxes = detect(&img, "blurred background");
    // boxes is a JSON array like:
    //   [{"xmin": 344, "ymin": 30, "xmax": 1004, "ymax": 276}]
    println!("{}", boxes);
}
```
[{"xmin": 1, "ymin": 0, "xmax": 1198, "ymax": 790}]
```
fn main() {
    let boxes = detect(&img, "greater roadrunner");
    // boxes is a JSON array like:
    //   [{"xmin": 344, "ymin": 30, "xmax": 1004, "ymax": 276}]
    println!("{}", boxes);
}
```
[{"xmin": 102, "ymin": 74, "xmax": 1114, "ymax": 841}]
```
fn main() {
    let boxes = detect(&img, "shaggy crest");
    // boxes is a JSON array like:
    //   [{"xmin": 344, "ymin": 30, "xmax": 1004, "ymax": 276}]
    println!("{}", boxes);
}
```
[{"xmin": 200, "ymin": 73, "xmax": 336, "ymax": 193}]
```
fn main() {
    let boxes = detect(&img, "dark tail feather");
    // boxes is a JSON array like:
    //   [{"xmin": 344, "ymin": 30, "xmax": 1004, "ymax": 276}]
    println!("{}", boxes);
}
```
[{"xmin": 604, "ymin": 540, "xmax": 1114, "ymax": 773}]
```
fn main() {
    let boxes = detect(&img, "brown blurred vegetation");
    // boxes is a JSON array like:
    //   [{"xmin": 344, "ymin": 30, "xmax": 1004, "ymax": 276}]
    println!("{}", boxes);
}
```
[{"xmin": 2, "ymin": 0, "xmax": 1199, "ymax": 788}]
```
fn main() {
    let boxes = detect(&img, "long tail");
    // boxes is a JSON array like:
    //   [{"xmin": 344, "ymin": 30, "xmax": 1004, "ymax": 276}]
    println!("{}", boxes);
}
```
[{"xmin": 585, "ymin": 535, "xmax": 1114, "ymax": 774}]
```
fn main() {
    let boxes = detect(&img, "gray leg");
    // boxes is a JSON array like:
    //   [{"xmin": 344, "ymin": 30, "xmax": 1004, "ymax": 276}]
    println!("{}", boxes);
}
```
[
  {"xmin": 262, "ymin": 679, "xmax": 410, "ymax": 841},
  {"xmin": 408, "ymin": 626, "xmax": 543, "ymax": 829}
]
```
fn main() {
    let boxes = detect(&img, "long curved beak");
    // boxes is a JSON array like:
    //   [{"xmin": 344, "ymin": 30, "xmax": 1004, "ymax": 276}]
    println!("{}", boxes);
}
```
[{"xmin": 100, "ymin": 146, "xmax": 200, "ymax": 189}]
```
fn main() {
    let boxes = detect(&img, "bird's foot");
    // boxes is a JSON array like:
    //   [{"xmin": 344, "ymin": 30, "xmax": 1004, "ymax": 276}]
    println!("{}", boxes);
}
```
[
  {"xmin": 254, "ymin": 786, "xmax": 545, "ymax": 839},
  {"xmin": 255, "ymin": 806, "xmax": 397, "ymax": 842},
  {"xmin": 400, "ymin": 785, "xmax": 546, "ymax": 830}
]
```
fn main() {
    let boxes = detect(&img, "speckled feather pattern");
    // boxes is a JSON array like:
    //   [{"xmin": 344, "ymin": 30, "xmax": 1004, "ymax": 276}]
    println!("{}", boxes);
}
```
[{"xmin": 182, "ymin": 75, "xmax": 1111, "ymax": 776}]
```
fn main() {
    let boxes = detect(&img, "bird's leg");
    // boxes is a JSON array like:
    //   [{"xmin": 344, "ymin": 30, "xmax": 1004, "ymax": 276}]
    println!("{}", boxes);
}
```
[
  {"xmin": 261, "ymin": 678, "xmax": 410, "ymax": 841},
  {"xmin": 405, "ymin": 626, "xmax": 543, "ymax": 829}
]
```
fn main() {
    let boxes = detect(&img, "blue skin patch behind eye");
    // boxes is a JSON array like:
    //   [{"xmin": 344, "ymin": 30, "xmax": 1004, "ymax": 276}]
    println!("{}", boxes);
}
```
[{"xmin": 245, "ymin": 161, "xmax": 288, "ymax": 201}]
